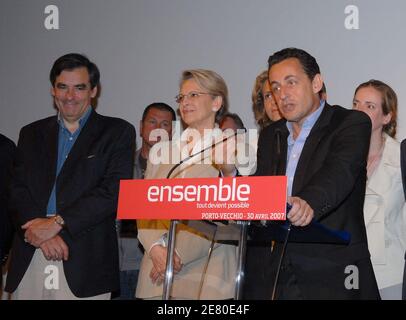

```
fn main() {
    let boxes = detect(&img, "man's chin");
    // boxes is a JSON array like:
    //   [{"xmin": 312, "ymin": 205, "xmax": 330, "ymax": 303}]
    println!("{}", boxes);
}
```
[{"xmin": 148, "ymin": 139, "xmax": 161, "ymax": 147}]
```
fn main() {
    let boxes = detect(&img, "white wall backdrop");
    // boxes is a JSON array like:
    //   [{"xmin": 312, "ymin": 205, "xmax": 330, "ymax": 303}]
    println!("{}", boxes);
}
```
[{"xmin": 1, "ymin": 0, "xmax": 406, "ymax": 145}]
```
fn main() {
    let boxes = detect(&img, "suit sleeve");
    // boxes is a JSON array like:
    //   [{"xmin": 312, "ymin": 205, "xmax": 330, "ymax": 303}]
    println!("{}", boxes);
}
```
[
  {"xmin": 254, "ymin": 128, "xmax": 270, "ymax": 177},
  {"xmin": 9, "ymin": 127, "xmax": 44, "ymax": 226},
  {"xmin": 401, "ymin": 139, "xmax": 406, "ymax": 200},
  {"xmin": 60, "ymin": 122, "xmax": 136, "ymax": 239},
  {"xmin": 0, "ymin": 136, "xmax": 16, "ymax": 261},
  {"xmin": 297, "ymin": 111, "xmax": 372, "ymax": 220}
]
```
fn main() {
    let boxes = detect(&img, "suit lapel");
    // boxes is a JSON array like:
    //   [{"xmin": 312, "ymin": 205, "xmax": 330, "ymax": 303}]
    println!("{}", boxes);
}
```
[
  {"xmin": 292, "ymin": 104, "xmax": 333, "ymax": 195},
  {"xmin": 274, "ymin": 126, "xmax": 289, "ymax": 176},
  {"xmin": 40, "ymin": 118, "xmax": 58, "ymax": 205},
  {"xmin": 58, "ymin": 109, "xmax": 100, "ymax": 178}
]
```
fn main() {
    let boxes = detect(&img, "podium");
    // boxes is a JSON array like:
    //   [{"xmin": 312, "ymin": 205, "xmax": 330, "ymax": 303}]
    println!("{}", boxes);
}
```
[
  {"xmin": 162, "ymin": 219, "xmax": 249, "ymax": 300},
  {"xmin": 162, "ymin": 218, "xmax": 351, "ymax": 300},
  {"xmin": 251, "ymin": 220, "xmax": 351, "ymax": 244},
  {"xmin": 117, "ymin": 176, "xmax": 350, "ymax": 299},
  {"xmin": 162, "ymin": 220, "xmax": 351, "ymax": 300}
]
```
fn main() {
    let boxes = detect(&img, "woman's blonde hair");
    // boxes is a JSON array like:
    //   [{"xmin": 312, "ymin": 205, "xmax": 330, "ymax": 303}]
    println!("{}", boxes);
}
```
[
  {"xmin": 252, "ymin": 70, "xmax": 272, "ymax": 130},
  {"xmin": 180, "ymin": 69, "xmax": 229, "ymax": 123}
]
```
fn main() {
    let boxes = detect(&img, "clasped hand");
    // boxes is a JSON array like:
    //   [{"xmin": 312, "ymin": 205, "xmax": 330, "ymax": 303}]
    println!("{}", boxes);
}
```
[
  {"xmin": 149, "ymin": 245, "xmax": 182, "ymax": 285},
  {"xmin": 22, "ymin": 217, "xmax": 62, "ymax": 247}
]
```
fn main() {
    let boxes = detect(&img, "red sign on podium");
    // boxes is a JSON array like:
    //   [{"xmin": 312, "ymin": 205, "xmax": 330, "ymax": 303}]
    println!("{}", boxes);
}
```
[{"xmin": 117, "ymin": 176, "xmax": 287, "ymax": 220}]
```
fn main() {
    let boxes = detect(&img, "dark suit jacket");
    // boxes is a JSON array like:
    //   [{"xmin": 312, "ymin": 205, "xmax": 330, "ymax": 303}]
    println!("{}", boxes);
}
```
[
  {"xmin": 401, "ymin": 139, "xmax": 406, "ymax": 300},
  {"xmin": 0, "ymin": 134, "xmax": 16, "ymax": 265},
  {"xmin": 401, "ymin": 140, "xmax": 406, "ymax": 200},
  {"xmin": 246, "ymin": 104, "xmax": 379, "ymax": 299},
  {"xmin": 5, "ymin": 110, "xmax": 136, "ymax": 297}
]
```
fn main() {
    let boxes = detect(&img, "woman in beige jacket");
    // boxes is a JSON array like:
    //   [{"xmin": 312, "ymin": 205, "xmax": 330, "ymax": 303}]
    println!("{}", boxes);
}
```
[
  {"xmin": 353, "ymin": 79, "xmax": 406, "ymax": 299},
  {"xmin": 136, "ymin": 69, "xmax": 238, "ymax": 299}
]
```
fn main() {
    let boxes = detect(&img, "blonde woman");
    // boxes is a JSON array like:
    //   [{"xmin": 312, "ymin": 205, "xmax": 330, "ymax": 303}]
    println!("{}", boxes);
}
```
[
  {"xmin": 136, "ymin": 69, "xmax": 237, "ymax": 299},
  {"xmin": 252, "ymin": 70, "xmax": 282, "ymax": 130}
]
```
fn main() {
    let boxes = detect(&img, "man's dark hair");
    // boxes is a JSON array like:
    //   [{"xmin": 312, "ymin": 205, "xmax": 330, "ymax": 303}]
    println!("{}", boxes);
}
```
[
  {"xmin": 50, "ymin": 53, "xmax": 100, "ymax": 89},
  {"xmin": 142, "ymin": 102, "xmax": 176, "ymax": 122},
  {"xmin": 220, "ymin": 112, "xmax": 245, "ymax": 130},
  {"xmin": 268, "ymin": 47, "xmax": 321, "ymax": 81}
]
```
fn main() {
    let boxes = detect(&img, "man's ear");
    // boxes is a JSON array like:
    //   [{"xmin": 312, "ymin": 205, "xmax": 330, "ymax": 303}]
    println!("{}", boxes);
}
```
[
  {"xmin": 312, "ymin": 74, "xmax": 323, "ymax": 94},
  {"xmin": 90, "ymin": 86, "xmax": 98, "ymax": 98},
  {"xmin": 139, "ymin": 120, "xmax": 143, "ymax": 137},
  {"xmin": 51, "ymin": 86, "xmax": 56, "ymax": 97}
]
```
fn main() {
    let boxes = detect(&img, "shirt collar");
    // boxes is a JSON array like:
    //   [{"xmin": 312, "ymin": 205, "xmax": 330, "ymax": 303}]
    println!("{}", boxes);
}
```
[
  {"xmin": 286, "ymin": 100, "xmax": 325, "ymax": 139},
  {"xmin": 57, "ymin": 106, "xmax": 92, "ymax": 133}
]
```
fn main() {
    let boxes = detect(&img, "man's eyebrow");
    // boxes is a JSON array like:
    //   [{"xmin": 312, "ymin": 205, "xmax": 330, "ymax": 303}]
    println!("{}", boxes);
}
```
[
  {"xmin": 270, "ymin": 75, "xmax": 296, "ymax": 85},
  {"xmin": 55, "ymin": 82, "xmax": 88, "ymax": 88},
  {"xmin": 74, "ymin": 83, "xmax": 88, "ymax": 88},
  {"xmin": 284, "ymin": 75, "xmax": 296, "ymax": 81}
]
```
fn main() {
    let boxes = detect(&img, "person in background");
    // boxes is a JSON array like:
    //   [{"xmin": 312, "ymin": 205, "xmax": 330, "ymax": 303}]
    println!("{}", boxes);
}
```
[
  {"xmin": 252, "ymin": 70, "xmax": 282, "ymax": 131},
  {"xmin": 353, "ymin": 79, "xmax": 406, "ymax": 299},
  {"xmin": 219, "ymin": 112, "xmax": 245, "ymax": 132},
  {"xmin": 117, "ymin": 102, "xmax": 175, "ymax": 299}
]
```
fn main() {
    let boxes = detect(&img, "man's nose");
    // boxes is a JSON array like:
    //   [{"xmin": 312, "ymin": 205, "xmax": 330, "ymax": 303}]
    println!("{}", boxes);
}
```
[
  {"xmin": 66, "ymin": 88, "xmax": 75, "ymax": 99},
  {"xmin": 279, "ymin": 85, "xmax": 289, "ymax": 100}
]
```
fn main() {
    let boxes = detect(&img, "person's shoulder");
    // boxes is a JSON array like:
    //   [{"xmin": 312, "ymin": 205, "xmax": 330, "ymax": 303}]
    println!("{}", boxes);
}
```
[
  {"xmin": 95, "ymin": 112, "xmax": 134, "ymax": 129},
  {"xmin": 23, "ymin": 115, "xmax": 56, "ymax": 129},
  {"xmin": 260, "ymin": 118, "xmax": 286, "ymax": 137},
  {"xmin": 0, "ymin": 133, "xmax": 15, "ymax": 149},
  {"xmin": 385, "ymin": 134, "xmax": 400, "ymax": 147},
  {"xmin": 401, "ymin": 138, "xmax": 406, "ymax": 154},
  {"xmin": 383, "ymin": 134, "xmax": 400, "ymax": 163},
  {"xmin": 329, "ymin": 104, "xmax": 369, "ymax": 121},
  {"xmin": 19, "ymin": 116, "xmax": 57, "ymax": 135},
  {"xmin": 149, "ymin": 140, "xmax": 172, "ymax": 154}
]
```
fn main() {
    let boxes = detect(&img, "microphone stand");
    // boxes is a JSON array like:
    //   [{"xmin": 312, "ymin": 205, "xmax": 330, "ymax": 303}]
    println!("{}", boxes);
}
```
[
  {"xmin": 162, "ymin": 129, "xmax": 245, "ymax": 300},
  {"xmin": 235, "ymin": 219, "xmax": 249, "ymax": 299},
  {"xmin": 268, "ymin": 128, "xmax": 288, "ymax": 299},
  {"xmin": 271, "ymin": 204, "xmax": 292, "ymax": 300}
]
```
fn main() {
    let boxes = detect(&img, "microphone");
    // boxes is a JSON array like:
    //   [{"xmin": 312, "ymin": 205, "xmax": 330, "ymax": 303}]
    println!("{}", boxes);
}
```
[
  {"xmin": 166, "ymin": 128, "xmax": 246, "ymax": 179},
  {"xmin": 162, "ymin": 128, "xmax": 246, "ymax": 299},
  {"xmin": 272, "ymin": 129, "xmax": 282, "ymax": 176}
]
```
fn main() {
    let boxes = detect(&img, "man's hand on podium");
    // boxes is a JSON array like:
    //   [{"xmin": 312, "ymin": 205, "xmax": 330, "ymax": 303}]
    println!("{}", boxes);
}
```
[
  {"xmin": 149, "ymin": 244, "xmax": 182, "ymax": 285},
  {"xmin": 287, "ymin": 196, "xmax": 314, "ymax": 227}
]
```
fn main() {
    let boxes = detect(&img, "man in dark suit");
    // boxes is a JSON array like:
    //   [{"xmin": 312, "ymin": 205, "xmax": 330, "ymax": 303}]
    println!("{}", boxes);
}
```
[
  {"xmin": 245, "ymin": 48, "xmax": 379, "ymax": 299},
  {"xmin": 401, "ymin": 139, "xmax": 406, "ymax": 299},
  {"xmin": 0, "ymin": 133, "xmax": 16, "ymax": 288},
  {"xmin": 5, "ymin": 53, "xmax": 136, "ymax": 299}
]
